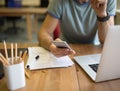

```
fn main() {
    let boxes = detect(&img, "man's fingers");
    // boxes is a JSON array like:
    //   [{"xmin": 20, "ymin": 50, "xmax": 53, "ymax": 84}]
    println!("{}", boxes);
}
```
[
  {"xmin": 55, "ymin": 38, "xmax": 62, "ymax": 42},
  {"xmin": 91, "ymin": 0, "xmax": 107, "ymax": 7}
]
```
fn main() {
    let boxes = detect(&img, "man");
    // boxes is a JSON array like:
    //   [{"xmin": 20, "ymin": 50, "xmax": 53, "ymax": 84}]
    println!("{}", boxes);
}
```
[{"xmin": 38, "ymin": 0, "xmax": 116, "ymax": 57}]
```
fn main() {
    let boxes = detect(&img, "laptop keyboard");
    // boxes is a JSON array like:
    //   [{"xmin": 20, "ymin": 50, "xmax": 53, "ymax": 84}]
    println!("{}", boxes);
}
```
[{"xmin": 89, "ymin": 64, "xmax": 99, "ymax": 72}]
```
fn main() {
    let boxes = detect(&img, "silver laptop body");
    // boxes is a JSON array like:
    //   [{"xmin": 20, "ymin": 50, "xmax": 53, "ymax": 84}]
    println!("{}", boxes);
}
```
[{"xmin": 74, "ymin": 26, "xmax": 120, "ymax": 82}]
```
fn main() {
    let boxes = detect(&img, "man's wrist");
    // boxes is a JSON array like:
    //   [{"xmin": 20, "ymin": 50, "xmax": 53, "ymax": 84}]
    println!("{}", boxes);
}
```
[
  {"xmin": 97, "ymin": 11, "xmax": 107, "ymax": 17},
  {"xmin": 97, "ymin": 12, "xmax": 110, "ymax": 22},
  {"xmin": 48, "ymin": 41, "xmax": 53, "ymax": 50}
]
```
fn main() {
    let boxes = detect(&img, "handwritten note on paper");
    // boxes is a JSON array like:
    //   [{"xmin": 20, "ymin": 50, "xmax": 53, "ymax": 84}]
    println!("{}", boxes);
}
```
[{"xmin": 25, "ymin": 47, "xmax": 74, "ymax": 70}]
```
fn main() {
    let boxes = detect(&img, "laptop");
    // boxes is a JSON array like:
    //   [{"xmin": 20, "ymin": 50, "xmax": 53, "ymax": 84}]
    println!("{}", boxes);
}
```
[{"xmin": 74, "ymin": 25, "xmax": 120, "ymax": 82}]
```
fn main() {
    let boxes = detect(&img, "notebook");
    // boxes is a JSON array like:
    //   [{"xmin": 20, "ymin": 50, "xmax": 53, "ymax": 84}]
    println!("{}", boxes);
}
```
[
  {"xmin": 74, "ymin": 25, "xmax": 120, "ymax": 82},
  {"xmin": 25, "ymin": 47, "xmax": 74, "ymax": 70}
]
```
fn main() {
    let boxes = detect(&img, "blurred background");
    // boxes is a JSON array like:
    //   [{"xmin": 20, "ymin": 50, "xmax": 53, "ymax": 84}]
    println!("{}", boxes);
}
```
[
  {"xmin": 0, "ymin": 0, "xmax": 50, "ymax": 43},
  {"xmin": 0, "ymin": 0, "xmax": 120, "ymax": 43}
]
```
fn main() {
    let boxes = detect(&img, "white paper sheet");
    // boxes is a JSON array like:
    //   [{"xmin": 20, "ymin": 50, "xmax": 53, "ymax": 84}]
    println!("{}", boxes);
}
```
[{"xmin": 25, "ymin": 47, "xmax": 74, "ymax": 70}]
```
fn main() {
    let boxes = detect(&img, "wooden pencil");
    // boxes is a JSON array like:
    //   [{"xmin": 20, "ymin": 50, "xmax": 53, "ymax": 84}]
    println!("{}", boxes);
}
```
[
  {"xmin": 20, "ymin": 50, "xmax": 30, "ymax": 79},
  {"xmin": 11, "ymin": 43, "xmax": 14, "ymax": 65},
  {"xmin": 25, "ymin": 70, "xmax": 30, "ymax": 79},
  {"xmin": 18, "ymin": 51, "xmax": 23, "ymax": 62},
  {"xmin": 0, "ymin": 53, "xmax": 9, "ymax": 66},
  {"xmin": 0, "ymin": 57, "xmax": 7, "ymax": 66},
  {"xmin": 22, "ymin": 50, "xmax": 27, "ymax": 61},
  {"xmin": 3, "ymin": 41, "xmax": 8, "ymax": 61},
  {"xmin": 15, "ymin": 43, "xmax": 18, "ymax": 63}
]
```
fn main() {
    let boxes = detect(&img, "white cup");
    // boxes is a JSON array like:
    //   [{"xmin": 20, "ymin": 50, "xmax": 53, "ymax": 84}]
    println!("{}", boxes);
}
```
[{"xmin": 4, "ymin": 61, "xmax": 26, "ymax": 90}]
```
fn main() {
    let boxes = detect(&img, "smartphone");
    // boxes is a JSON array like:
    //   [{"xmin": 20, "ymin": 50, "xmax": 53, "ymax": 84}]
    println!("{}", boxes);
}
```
[{"xmin": 53, "ymin": 41, "xmax": 71, "ymax": 49}]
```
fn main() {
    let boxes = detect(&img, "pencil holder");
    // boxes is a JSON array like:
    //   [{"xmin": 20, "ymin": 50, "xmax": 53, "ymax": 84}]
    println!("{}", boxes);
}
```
[{"xmin": 4, "ymin": 60, "xmax": 26, "ymax": 90}]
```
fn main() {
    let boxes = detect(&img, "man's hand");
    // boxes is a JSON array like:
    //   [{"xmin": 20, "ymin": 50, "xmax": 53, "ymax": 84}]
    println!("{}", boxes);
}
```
[
  {"xmin": 49, "ymin": 38, "xmax": 76, "ymax": 57},
  {"xmin": 90, "ymin": 0, "xmax": 108, "ymax": 17}
]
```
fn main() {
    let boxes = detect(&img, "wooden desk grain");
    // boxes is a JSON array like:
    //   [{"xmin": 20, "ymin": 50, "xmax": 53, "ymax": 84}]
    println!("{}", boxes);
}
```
[
  {"xmin": 0, "ymin": 43, "xmax": 79, "ymax": 91},
  {"xmin": 0, "ymin": 8, "xmax": 47, "ymax": 40}
]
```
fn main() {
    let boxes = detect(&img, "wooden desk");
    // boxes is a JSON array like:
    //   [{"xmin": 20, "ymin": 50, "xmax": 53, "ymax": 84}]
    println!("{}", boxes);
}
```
[
  {"xmin": 0, "ymin": 43, "xmax": 79, "ymax": 91},
  {"xmin": 0, "ymin": 8, "xmax": 47, "ymax": 40},
  {"xmin": 0, "ymin": 43, "xmax": 120, "ymax": 91},
  {"xmin": 70, "ymin": 44, "xmax": 120, "ymax": 91}
]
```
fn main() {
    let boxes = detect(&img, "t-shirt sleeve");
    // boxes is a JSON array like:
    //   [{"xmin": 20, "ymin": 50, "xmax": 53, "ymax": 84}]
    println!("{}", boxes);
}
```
[
  {"xmin": 47, "ymin": 0, "xmax": 63, "ymax": 19},
  {"xmin": 107, "ymin": 0, "xmax": 116, "ymax": 16}
]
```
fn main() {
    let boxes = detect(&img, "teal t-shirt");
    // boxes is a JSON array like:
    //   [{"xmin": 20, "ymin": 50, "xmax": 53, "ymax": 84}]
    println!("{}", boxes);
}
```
[{"xmin": 48, "ymin": 0, "xmax": 116, "ymax": 43}]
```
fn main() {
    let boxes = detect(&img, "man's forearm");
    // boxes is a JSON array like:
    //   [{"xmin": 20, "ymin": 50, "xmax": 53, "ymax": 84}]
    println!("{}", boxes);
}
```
[
  {"xmin": 38, "ymin": 33, "xmax": 53, "ymax": 50},
  {"xmin": 98, "ymin": 21, "xmax": 109, "ymax": 44},
  {"xmin": 98, "ymin": 16, "xmax": 114, "ymax": 44},
  {"xmin": 90, "ymin": 0, "xmax": 115, "ymax": 43}
]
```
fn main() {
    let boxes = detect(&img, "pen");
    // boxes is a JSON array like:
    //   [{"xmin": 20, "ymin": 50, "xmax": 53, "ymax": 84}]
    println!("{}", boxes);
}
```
[{"xmin": 35, "ymin": 55, "xmax": 39, "ymax": 60}]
